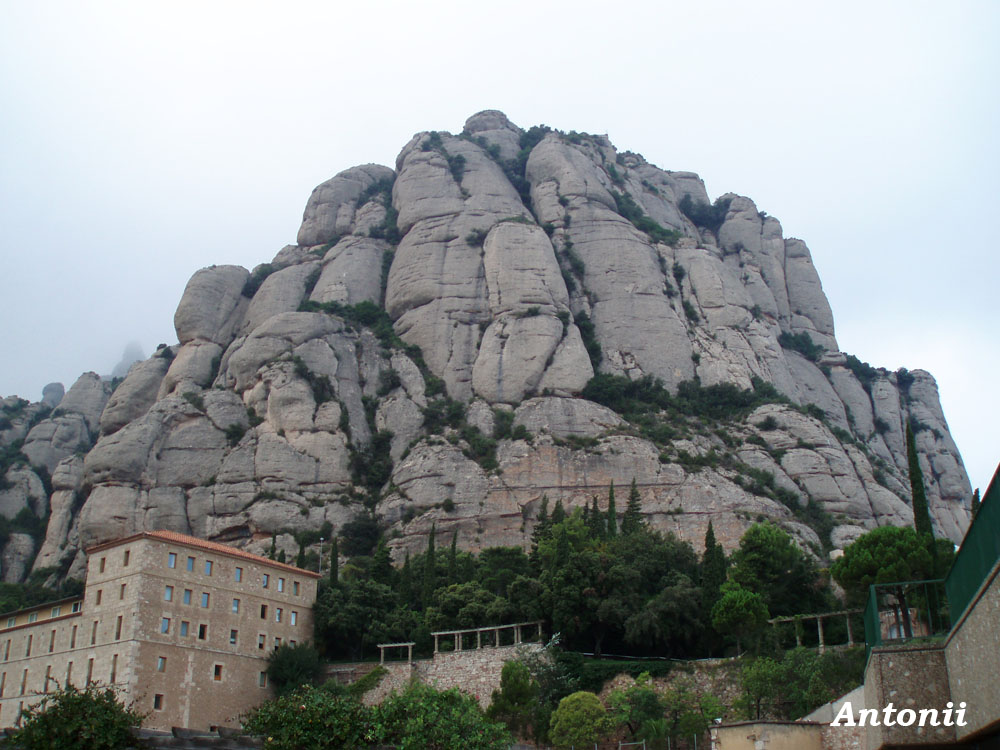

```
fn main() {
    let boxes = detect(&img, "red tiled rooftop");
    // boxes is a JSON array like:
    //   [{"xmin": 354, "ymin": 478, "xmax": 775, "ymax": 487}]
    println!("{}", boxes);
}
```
[{"xmin": 86, "ymin": 530, "xmax": 321, "ymax": 578}]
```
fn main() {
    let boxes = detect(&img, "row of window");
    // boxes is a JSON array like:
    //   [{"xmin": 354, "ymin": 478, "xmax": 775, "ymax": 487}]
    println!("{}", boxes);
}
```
[
  {"xmin": 164, "ymin": 552, "xmax": 302, "ymax": 595},
  {"xmin": 157, "ymin": 618, "xmax": 296, "ymax": 652},
  {"xmin": 97, "ymin": 549, "xmax": 130, "ymax": 573},
  {"xmin": 3, "ymin": 602, "xmax": 82, "ymax": 630},
  {"xmin": 0, "ymin": 654, "xmax": 109, "ymax": 700}
]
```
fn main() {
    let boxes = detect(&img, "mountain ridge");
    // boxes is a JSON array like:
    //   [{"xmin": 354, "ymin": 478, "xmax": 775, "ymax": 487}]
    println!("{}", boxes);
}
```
[{"xmin": 0, "ymin": 110, "xmax": 971, "ymax": 584}]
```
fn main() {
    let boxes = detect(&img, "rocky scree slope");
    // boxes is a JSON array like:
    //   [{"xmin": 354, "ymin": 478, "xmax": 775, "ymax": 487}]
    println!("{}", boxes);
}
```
[{"xmin": 0, "ymin": 110, "xmax": 971, "ymax": 583}]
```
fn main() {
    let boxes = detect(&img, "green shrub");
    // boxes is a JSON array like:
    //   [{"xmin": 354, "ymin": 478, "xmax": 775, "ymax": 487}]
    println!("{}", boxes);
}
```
[
  {"xmin": 682, "ymin": 300, "xmax": 700, "ymax": 322},
  {"xmin": 574, "ymin": 313, "xmax": 602, "ymax": 369},
  {"xmin": 678, "ymin": 194, "xmax": 731, "ymax": 232},
  {"xmin": 14, "ymin": 684, "xmax": 144, "ymax": 750},
  {"xmin": 377, "ymin": 369, "xmax": 402, "ymax": 396},
  {"xmin": 466, "ymin": 229, "xmax": 488, "ymax": 247},
  {"xmin": 242, "ymin": 684, "xmax": 376, "ymax": 750},
  {"xmin": 224, "ymin": 423, "xmax": 246, "ymax": 447},
  {"xmin": 181, "ymin": 391, "xmax": 205, "ymax": 411},
  {"xmin": 422, "ymin": 398, "xmax": 466, "ymax": 434},
  {"xmin": 242, "ymin": 263, "xmax": 276, "ymax": 298},
  {"xmin": 611, "ymin": 190, "xmax": 682, "ymax": 246},
  {"xmin": 778, "ymin": 331, "xmax": 824, "ymax": 362}
]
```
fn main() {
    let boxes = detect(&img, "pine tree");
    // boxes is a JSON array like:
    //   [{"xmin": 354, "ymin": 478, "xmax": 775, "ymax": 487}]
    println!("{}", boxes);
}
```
[
  {"xmin": 268, "ymin": 534, "xmax": 277, "ymax": 560},
  {"xmin": 606, "ymin": 481, "xmax": 617, "ymax": 538},
  {"xmin": 621, "ymin": 478, "xmax": 644, "ymax": 535},
  {"xmin": 448, "ymin": 531, "xmax": 458, "ymax": 583},
  {"xmin": 971, "ymin": 488, "xmax": 981, "ymax": 519},
  {"xmin": 422, "ymin": 523, "xmax": 437, "ymax": 608},
  {"xmin": 329, "ymin": 537, "xmax": 339, "ymax": 586},
  {"xmin": 906, "ymin": 422, "xmax": 934, "ymax": 539},
  {"xmin": 372, "ymin": 539, "xmax": 393, "ymax": 585},
  {"xmin": 551, "ymin": 500, "xmax": 566, "ymax": 526},
  {"xmin": 700, "ymin": 521, "xmax": 727, "ymax": 611}
]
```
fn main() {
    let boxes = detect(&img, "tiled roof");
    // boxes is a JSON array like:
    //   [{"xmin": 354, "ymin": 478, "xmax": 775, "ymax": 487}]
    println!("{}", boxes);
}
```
[{"xmin": 86, "ymin": 530, "xmax": 321, "ymax": 578}]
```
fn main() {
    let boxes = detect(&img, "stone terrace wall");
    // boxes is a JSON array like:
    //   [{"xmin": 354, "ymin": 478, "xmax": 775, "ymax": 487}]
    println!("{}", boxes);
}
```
[{"xmin": 415, "ymin": 643, "xmax": 543, "ymax": 709}]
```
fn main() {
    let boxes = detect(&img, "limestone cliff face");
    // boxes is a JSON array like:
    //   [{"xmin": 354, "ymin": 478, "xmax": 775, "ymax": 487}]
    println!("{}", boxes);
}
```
[{"xmin": 0, "ymin": 111, "xmax": 972, "ymax": 581}]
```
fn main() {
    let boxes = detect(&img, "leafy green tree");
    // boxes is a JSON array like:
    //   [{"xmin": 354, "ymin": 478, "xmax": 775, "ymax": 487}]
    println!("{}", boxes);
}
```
[
  {"xmin": 587, "ymin": 496, "xmax": 605, "ymax": 539},
  {"xmin": 15, "ymin": 684, "xmax": 145, "ymax": 750},
  {"xmin": 906, "ymin": 423, "xmax": 935, "ymax": 540},
  {"xmin": 314, "ymin": 579, "xmax": 398, "ymax": 659},
  {"xmin": 737, "ymin": 656, "xmax": 782, "ymax": 719},
  {"xmin": 487, "ymin": 661, "xmax": 538, "ymax": 738},
  {"xmin": 551, "ymin": 499, "xmax": 566, "ymax": 525},
  {"xmin": 711, "ymin": 581, "xmax": 768, "ymax": 652},
  {"xmin": 476, "ymin": 546, "xmax": 530, "ymax": 598},
  {"xmin": 730, "ymin": 522, "xmax": 822, "ymax": 616},
  {"xmin": 621, "ymin": 478, "xmax": 645, "ymax": 535},
  {"xmin": 329, "ymin": 537, "xmax": 339, "ymax": 586},
  {"xmin": 549, "ymin": 691, "xmax": 607, "ymax": 747},
  {"xmin": 448, "ymin": 530, "xmax": 458, "ymax": 583},
  {"xmin": 623, "ymin": 571, "xmax": 702, "ymax": 654},
  {"xmin": 371, "ymin": 538, "xmax": 393, "ymax": 586},
  {"xmin": 607, "ymin": 672, "xmax": 662, "ymax": 738},
  {"xmin": 530, "ymin": 496, "xmax": 550, "ymax": 571},
  {"xmin": 378, "ymin": 683, "xmax": 512, "ymax": 750},
  {"xmin": 266, "ymin": 642, "xmax": 323, "ymax": 696},
  {"xmin": 425, "ymin": 581, "xmax": 510, "ymax": 632},
  {"xmin": 661, "ymin": 682, "xmax": 724, "ymax": 742}
]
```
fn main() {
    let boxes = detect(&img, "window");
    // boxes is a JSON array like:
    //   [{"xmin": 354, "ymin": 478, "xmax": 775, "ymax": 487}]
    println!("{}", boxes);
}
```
[
  {"xmin": 229, "ymin": 629, "xmax": 238, "ymax": 645},
  {"xmin": 275, "ymin": 608, "xmax": 282, "ymax": 623},
  {"xmin": 95, "ymin": 590, "xmax": 102, "ymax": 606},
  {"xmin": 213, "ymin": 664, "xmax": 223, "ymax": 682},
  {"xmin": 50, "ymin": 606, "xmax": 61, "ymax": 618},
  {"xmin": 164, "ymin": 586, "xmax": 173, "ymax": 602},
  {"xmin": 64, "ymin": 662, "xmax": 71, "ymax": 688},
  {"xmin": 119, "ymin": 584, "xmax": 126, "ymax": 600},
  {"xmin": 156, "ymin": 657, "xmax": 166, "ymax": 672},
  {"xmin": 204, "ymin": 560, "xmax": 213, "ymax": 576},
  {"xmin": 235, "ymin": 567, "xmax": 243, "ymax": 582},
  {"xmin": 2, "ymin": 640, "xmax": 8, "ymax": 660},
  {"xmin": 91, "ymin": 621, "xmax": 98, "ymax": 645},
  {"xmin": 27, "ymin": 613, "xmax": 37, "ymax": 623},
  {"xmin": 186, "ymin": 556, "xmax": 194, "ymax": 572},
  {"xmin": 0, "ymin": 672, "xmax": 5, "ymax": 697},
  {"xmin": 115, "ymin": 616, "xmax": 122, "ymax": 640},
  {"xmin": 44, "ymin": 665, "xmax": 51, "ymax": 693},
  {"xmin": 262, "ymin": 574, "xmax": 269, "ymax": 588},
  {"xmin": 153, "ymin": 694, "xmax": 163, "ymax": 711},
  {"xmin": 257, "ymin": 634, "xmax": 265, "ymax": 650},
  {"xmin": 293, "ymin": 581, "xmax": 300, "ymax": 596},
  {"xmin": 160, "ymin": 618, "xmax": 170, "ymax": 634},
  {"xmin": 48, "ymin": 630, "xmax": 55, "ymax": 653},
  {"xmin": 183, "ymin": 589, "xmax": 192, "ymax": 605},
  {"xmin": 70, "ymin": 626, "xmax": 77, "ymax": 649},
  {"xmin": 274, "ymin": 637, "xmax": 281, "ymax": 649},
  {"xmin": 168, "ymin": 552, "xmax": 177, "ymax": 569},
  {"xmin": 123, "ymin": 550, "xmax": 130, "ymax": 566},
  {"xmin": 99, "ymin": 557, "xmax": 106, "ymax": 573},
  {"xmin": 291, "ymin": 611, "xmax": 298, "ymax": 626},
  {"xmin": 25, "ymin": 635, "xmax": 31, "ymax": 657},
  {"xmin": 277, "ymin": 578, "xmax": 285, "ymax": 592},
  {"xmin": 5, "ymin": 618, "xmax": 13, "ymax": 628},
  {"xmin": 20, "ymin": 668, "xmax": 27, "ymax": 695},
  {"xmin": 180, "ymin": 621, "xmax": 189, "ymax": 637},
  {"xmin": 232, "ymin": 599, "xmax": 240, "ymax": 614},
  {"xmin": 290, "ymin": 639, "xmax": 296, "ymax": 647},
  {"xmin": 198, "ymin": 624, "xmax": 207, "ymax": 640},
  {"xmin": 110, "ymin": 654, "xmax": 117, "ymax": 683},
  {"xmin": 86, "ymin": 659, "xmax": 94, "ymax": 686},
  {"xmin": 258, "ymin": 671, "xmax": 267, "ymax": 688},
  {"xmin": 260, "ymin": 605, "xmax": 268, "ymax": 619},
  {"xmin": 201, "ymin": 593, "xmax": 210, "ymax": 608},
  {"xmin": 71, "ymin": 602, "xmax": 81, "ymax": 613}
]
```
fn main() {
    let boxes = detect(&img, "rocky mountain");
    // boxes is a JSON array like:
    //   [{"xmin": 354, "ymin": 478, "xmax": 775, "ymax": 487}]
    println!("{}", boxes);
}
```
[{"xmin": 0, "ymin": 110, "xmax": 972, "ymax": 583}]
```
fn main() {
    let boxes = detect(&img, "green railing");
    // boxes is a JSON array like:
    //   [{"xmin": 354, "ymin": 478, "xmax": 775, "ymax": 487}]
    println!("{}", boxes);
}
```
[
  {"xmin": 863, "ymin": 579, "xmax": 949, "ymax": 661},
  {"xmin": 944, "ymin": 465, "xmax": 1000, "ymax": 624}
]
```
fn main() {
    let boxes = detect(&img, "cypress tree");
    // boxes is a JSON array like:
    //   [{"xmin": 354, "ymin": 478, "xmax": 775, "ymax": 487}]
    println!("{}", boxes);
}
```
[
  {"xmin": 606, "ymin": 481, "xmax": 617, "ymax": 538},
  {"xmin": 422, "ymin": 523, "xmax": 437, "ymax": 608},
  {"xmin": 530, "ymin": 495, "xmax": 550, "ymax": 571},
  {"xmin": 372, "ymin": 538, "xmax": 393, "ymax": 585},
  {"xmin": 971, "ymin": 488, "xmax": 981, "ymax": 519},
  {"xmin": 906, "ymin": 422, "xmax": 934, "ymax": 539},
  {"xmin": 329, "ymin": 537, "xmax": 339, "ymax": 586},
  {"xmin": 276, "ymin": 549, "xmax": 286, "ymax": 564},
  {"xmin": 587, "ymin": 496, "xmax": 604, "ymax": 539},
  {"xmin": 551, "ymin": 500, "xmax": 566, "ymax": 526},
  {"xmin": 296, "ymin": 543, "xmax": 306, "ymax": 569},
  {"xmin": 448, "ymin": 531, "xmax": 458, "ymax": 583},
  {"xmin": 268, "ymin": 534, "xmax": 277, "ymax": 560},
  {"xmin": 400, "ymin": 550, "xmax": 413, "ymax": 605},
  {"xmin": 701, "ymin": 521, "xmax": 727, "ymax": 610},
  {"xmin": 621, "ymin": 478, "xmax": 644, "ymax": 535}
]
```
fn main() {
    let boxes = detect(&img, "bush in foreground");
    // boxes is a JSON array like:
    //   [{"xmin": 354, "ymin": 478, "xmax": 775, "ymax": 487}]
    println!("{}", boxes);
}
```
[{"xmin": 13, "ymin": 684, "xmax": 144, "ymax": 750}]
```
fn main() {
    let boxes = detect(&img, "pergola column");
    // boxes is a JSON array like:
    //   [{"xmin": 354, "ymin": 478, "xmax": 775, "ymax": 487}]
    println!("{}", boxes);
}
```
[
  {"xmin": 515, "ymin": 625, "xmax": 522, "ymax": 644},
  {"xmin": 477, "ymin": 630, "xmax": 482, "ymax": 649},
  {"xmin": 817, "ymin": 616, "xmax": 825, "ymax": 654},
  {"xmin": 433, "ymin": 634, "xmax": 439, "ymax": 654},
  {"xmin": 846, "ymin": 614, "xmax": 854, "ymax": 646},
  {"xmin": 407, "ymin": 644, "xmax": 413, "ymax": 662}
]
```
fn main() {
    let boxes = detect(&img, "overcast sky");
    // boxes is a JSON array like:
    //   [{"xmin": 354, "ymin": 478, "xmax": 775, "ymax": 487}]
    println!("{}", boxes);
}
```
[{"xmin": 1, "ymin": 1, "xmax": 997, "ymax": 493}]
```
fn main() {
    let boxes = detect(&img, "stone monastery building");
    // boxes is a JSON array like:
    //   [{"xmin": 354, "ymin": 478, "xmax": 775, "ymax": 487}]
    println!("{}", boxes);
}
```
[{"xmin": 0, "ymin": 530, "xmax": 319, "ymax": 731}]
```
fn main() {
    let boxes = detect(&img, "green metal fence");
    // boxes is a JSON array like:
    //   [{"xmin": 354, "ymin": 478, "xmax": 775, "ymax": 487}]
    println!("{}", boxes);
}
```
[
  {"xmin": 863, "ymin": 579, "xmax": 949, "ymax": 661},
  {"xmin": 945, "ymin": 466, "xmax": 1000, "ymax": 624}
]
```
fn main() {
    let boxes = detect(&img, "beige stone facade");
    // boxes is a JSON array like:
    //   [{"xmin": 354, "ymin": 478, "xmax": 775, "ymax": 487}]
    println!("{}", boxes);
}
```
[{"xmin": 0, "ymin": 531, "xmax": 318, "ymax": 731}]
